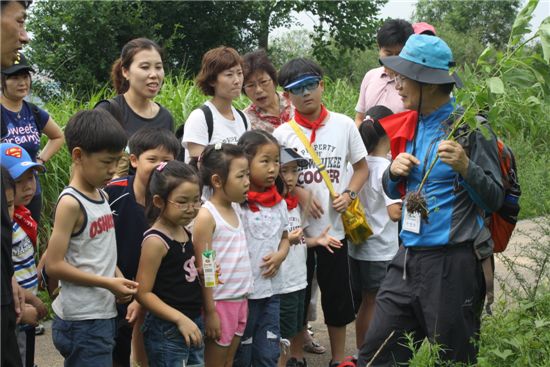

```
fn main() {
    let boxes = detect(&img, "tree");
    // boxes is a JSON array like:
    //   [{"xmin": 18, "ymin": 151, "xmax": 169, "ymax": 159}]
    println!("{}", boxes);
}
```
[
  {"xmin": 28, "ymin": 0, "xmax": 386, "ymax": 97},
  {"xmin": 413, "ymin": 0, "xmax": 521, "ymax": 49}
]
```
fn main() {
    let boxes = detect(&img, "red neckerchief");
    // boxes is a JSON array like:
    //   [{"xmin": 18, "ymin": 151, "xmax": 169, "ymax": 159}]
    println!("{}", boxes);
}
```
[
  {"xmin": 14, "ymin": 205, "xmax": 38, "ymax": 247},
  {"xmin": 284, "ymin": 193, "xmax": 299, "ymax": 211},
  {"xmin": 249, "ymin": 94, "xmax": 292, "ymax": 128},
  {"xmin": 379, "ymin": 110, "xmax": 419, "ymax": 197},
  {"xmin": 247, "ymin": 185, "xmax": 283, "ymax": 213},
  {"xmin": 379, "ymin": 110, "xmax": 418, "ymax": 160},
  {"xmin": 294, "ymin": 104, "xmax": 328, "ymax": 144}
]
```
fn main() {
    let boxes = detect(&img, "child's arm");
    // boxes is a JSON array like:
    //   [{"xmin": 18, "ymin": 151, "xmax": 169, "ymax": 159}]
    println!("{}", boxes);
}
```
[
  {"xmin": 294, "ymin": 186, "xmax": 323, "ymax": 219},
  {"xmin": 288, "ymin": 228, "xmax": 303, "ymax": 245},
  {"xmin": 387, "ymin": 203, "xmax": 402, "ymax": 222},
  {"xmin": 304, "ymin": 225, "xmax": 342, "ymax": 253},
  {"xmin": 135, "ymin": 236, "xmax": 202, "ymax": 347},
  {"xmin": 333, "ymin": 158, "xmax": 369, "ymax": 212},
  {"xmin": 261, "ymin": 230, "xmax": 290, "ymax": 278},
  {"xmin": 192, "ymin": 207, "xmax": 221, "ymax": 341},
  {"xmin": 45, "ymin": 195, "xmax": 138, "ymax": 298},
  {"xmin": 22, "ymin": 288, "xmax": 48, "ymax": 320}
]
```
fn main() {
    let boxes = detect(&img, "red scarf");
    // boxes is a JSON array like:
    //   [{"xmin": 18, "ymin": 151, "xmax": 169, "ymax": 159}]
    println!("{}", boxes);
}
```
[
  {"xmin": 284, "ymin": 193, "xmax": 299, "ymax": 211},
  {"xmin": 379, "ymin": 110, "xmax": 418, "ymax": 160},
  {"xmin": 379, "ymin": 110, "xmax": 419, "ymax": 197},
  {"xmin": 14, "ymin": 205, "xmax": 38, "ymax": 247},
  {"xmin": 247, "ymin": 185, "xmax": 283, "ymax": 213},
  {"xmin": 294, "ymin": 104, "xmax": 328, "ymax": 143}
]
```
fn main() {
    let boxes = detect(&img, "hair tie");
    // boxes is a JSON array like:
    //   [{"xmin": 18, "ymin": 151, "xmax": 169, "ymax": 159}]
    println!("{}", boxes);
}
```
[
  {"xmin": 156, "ymin": 161, "xmax": 168, "ymax": 172},
  {"xmin": 215, "ymin": 142, "xmax": 222, "ymax": 150}
]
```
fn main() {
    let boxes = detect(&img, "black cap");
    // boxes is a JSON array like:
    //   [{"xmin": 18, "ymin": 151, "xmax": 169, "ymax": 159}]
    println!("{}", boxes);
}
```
[{"xmin": 1, "ymin": 52, "xmax": 34, "ymax": 76}]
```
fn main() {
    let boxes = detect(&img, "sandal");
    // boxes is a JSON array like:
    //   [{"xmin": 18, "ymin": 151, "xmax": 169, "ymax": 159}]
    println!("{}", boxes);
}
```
[{"xmin": 303, "ymin": 339, "xmax": 326, "ymax": 354}]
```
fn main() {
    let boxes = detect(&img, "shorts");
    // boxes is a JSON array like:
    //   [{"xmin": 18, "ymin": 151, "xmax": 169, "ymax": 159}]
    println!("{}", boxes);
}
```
[
  {"xmin": 215, "ymin": 298, "xmax": 248, "ymax": 347},
  {"xmin": 52, "ymin": 316, "xmax": 116, "ymax": 367},
  {"xmin": 142, "ymin": 312, "xmax": 204, "ymax": 367},
  {"xmin": 349, "ymin": 258, "xmax": 390, "ymax": 293},
  {"xmin": 314, "ymin": 238, "xmax": 356, "ymax": 326},
  {"xmin": 280, "ymin": 289, "xmax": 306, "ymax": 339}
]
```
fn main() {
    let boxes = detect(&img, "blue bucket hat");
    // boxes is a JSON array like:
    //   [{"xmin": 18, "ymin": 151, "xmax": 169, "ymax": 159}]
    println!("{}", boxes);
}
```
[
  {"xmin": 380, "ymin": 35, "xmax": 462, "ymax": 86},
  {"xmin": 1, "ymin": 143, "xmax": 45, "ymax": 180}
]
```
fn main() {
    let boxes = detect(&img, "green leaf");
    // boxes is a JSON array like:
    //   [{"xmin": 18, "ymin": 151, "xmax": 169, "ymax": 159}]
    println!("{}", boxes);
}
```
[
  {"xmin": 539, "ymin": 17, "xmax": 550, "ymax": 63},
  {"xmin": 488, "ymin": 77, "xmax": 505, "ymax": 94},
  {"xmin": 477, "ymin": 45, "xmax": 496, "ymax": 66},
  {"xmin": 509, "ymin": 0, "xmax": 538, "ymax": 47},
  {"xmin": 492, "ymin": 349, "xmax": 513, "ymax": 360},
  {"xmin": 526, "ymin": 96, "xmax": 541, "ymax": 106},
  {"xmin": 534, "ymin": 318, "xmax": 550, "ymax": 328}
]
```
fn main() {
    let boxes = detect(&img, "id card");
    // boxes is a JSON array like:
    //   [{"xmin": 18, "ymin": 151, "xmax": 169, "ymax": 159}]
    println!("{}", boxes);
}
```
[{"xmin": 403, "ymin": 207, "xmax": 421, "ymax": 234}]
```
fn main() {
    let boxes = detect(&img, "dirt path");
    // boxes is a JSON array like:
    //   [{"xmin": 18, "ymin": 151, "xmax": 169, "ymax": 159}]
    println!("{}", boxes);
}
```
[{"xmin": 34, "ymin": 218, "xmax": 548, "ymax": 366}]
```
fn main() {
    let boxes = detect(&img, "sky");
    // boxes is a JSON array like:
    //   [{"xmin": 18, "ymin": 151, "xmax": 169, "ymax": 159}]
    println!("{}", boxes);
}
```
[{"xmin": 274, "ymin": 0, "xmax": 549, "ymax": 38}]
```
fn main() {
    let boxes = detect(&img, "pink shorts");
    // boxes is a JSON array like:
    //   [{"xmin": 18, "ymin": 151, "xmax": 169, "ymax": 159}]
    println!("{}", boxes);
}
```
[{"xmin": 215, "ymin": 298, "xmax": 248, "ymax": 347}]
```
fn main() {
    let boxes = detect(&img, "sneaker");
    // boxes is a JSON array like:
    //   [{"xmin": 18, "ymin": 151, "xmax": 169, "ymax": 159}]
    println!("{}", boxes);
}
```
[
  {"xmin": 35, "ymin": 324, "xmax": 45, "ymax": 336},
  {"xmin": 287, "ymin": 357, "xmax": 307, "ymax": 367},
  {"xmin": 303, "ymin": 339, "xmax": 326, "ymax": 354}
]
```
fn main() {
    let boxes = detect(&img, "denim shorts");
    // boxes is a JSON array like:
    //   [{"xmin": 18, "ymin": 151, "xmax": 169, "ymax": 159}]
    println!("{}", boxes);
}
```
[
  {"xmin": 142, "ymin": 312, "xmax": 205, "ymax": 367},
  {"xmin": 52, "ymin": 316, "xmax": 116, "ymax": 367}
]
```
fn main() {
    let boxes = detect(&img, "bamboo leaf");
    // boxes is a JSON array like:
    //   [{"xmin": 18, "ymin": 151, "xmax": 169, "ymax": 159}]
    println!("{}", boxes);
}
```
[
  {"xmin": 488, "ymin": 77, "xmax": 505, "ymax": 94},
  {"xmin": 539, "ymin": 17, "xmax": 550, "ymax": 63}
]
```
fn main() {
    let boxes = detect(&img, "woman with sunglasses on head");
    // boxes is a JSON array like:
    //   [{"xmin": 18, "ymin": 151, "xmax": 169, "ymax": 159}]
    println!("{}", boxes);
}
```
[
  {"xmin": 1, "ymin": 53, "xmax": 64, "ymax": 224},
  {"xmin": 357, "ymin": 35, "xmax": 504, "ymax": 366},
  {"xmin": 242, "ymin": 49, "xmax": 294, "ymax": 133}
]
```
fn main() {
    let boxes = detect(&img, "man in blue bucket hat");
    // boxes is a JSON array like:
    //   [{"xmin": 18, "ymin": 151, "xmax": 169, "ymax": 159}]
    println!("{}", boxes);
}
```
[{"xmin": 357, "ymin": 35, "xmax": 504, "ymax": 366}]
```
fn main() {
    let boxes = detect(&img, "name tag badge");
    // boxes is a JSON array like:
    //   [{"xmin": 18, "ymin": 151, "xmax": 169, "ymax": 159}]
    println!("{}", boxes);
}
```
[{"xmin": 403, "ymin": 207, "xmax": 421, "ymax": 234}]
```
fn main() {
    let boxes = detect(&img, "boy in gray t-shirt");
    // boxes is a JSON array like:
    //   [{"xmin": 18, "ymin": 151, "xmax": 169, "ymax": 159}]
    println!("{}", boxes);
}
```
[{"xmin": 46, "ymin": 110, "xmax": 138, "ymax": 366}]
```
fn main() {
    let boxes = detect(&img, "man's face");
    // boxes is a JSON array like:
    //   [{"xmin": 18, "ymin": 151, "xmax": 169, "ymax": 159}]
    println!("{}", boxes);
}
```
[{"xmin": 1, "ymin": 1, "xmax": 30, "ymax": 68}]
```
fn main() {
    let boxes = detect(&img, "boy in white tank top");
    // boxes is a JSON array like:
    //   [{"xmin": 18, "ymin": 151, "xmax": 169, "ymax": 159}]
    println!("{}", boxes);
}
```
[{"xmin": 45, "ymin": 110, "xmax": 139, "ymax": 366}]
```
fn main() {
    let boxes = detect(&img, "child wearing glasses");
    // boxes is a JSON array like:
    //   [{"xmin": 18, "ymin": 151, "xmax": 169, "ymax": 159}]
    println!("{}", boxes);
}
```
[
  {"xmin": 135, "ymin": 160, "xmax": 205, "ymax": 366},
  {"xmin": 272, "ymin": 58, "xmax": 369, "ymax": 367},
  {"xmin": 105, "ymin": 127, "xmax": 181, "ymax": 367}
]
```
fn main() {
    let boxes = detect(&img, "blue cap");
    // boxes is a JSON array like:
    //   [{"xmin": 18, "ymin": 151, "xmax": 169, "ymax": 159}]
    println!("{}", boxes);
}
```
[
  {"xmin": 380, "ymin": 35, "xmax": 462, "ymax": 86},
  {"xmin": 0, "ymin": 143, "xmax": 45, "ymax": 180},
  {"xmin": 283, "ymin": 74, "xmax": 321, "ymax": 90}
]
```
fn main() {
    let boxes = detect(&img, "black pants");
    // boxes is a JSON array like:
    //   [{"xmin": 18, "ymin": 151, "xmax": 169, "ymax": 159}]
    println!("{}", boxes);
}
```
[
  {"xmin": 1, "ymin": 304, "xmax": 23, "ymax": 367},
  {"xmin": 313, "ymin": 238, "xmax": 356, "ymax": 327},
  {"xmin": 357, "ymin": 244, "xmax": 485, "ymax": 366}
]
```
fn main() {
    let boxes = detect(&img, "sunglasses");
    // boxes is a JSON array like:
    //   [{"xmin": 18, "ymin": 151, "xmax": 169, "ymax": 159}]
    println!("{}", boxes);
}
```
[{"xmin": 286, "ymin": 79, "xmax": 320, "ymax": 96}]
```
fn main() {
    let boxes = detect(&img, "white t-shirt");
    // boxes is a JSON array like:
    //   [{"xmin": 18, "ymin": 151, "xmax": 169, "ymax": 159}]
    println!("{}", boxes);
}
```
[
  {"xmin": 241, "ymin": 201, "xmax": 288, "ymax": 299},
  {"xmin": 182, "ymin": 101, "xmax": 249, "ymax": 162},
  {"xmin": 273, "ymin": 112, "xmax": 368, "ymax": 239},
  {"xmin": 348, "ymin": 156, "xmax": 400, "ymax": 261},
  {"xmin": 276, "ymin": 205, "xmax": 307, "ymax": 294}
]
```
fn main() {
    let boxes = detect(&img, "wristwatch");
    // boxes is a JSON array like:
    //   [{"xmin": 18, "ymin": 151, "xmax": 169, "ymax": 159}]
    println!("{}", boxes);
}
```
[{"xmin": 343, "ymin": 189, "xmax": 357, "ymax": 200}]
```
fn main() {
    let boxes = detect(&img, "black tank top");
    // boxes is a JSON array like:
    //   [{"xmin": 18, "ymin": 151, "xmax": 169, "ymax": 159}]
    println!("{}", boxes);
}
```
[{"xmin": 145, "ymin": 228, "xmax": 202, "ymax": 318}]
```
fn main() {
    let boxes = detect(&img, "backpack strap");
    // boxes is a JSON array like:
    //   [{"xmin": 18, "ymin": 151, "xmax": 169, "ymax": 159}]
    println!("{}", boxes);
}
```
[
  {"xmin": 26, "ymin": 102, "xmax": 44, "ymax": 131},
  {"xmin": 199, "ymin": 104, "xmax": 214, "ymax": 143},
  {"xmin": 199, "ymin": 105, "xmax": 248, "ymax": 144},
  {"xmin": 236, "ymin": 109, "xmax": 249, "ymax": 130},
  {"xmin": 94, "ymin": 97, "xmax": 124, "ymax": 127}
]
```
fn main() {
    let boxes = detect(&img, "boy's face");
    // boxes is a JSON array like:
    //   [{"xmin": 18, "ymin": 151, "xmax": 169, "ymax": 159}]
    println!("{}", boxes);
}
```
[
  {"xmin": 379, "ymin": 44, "xmax": 404, "ymax": 78},
  {"xmin": 77, "ymin": 149, "xmax": 123, "ymax": 188},
  {"xmin": 284, "ymin": 79, "xmax": 324, "ymax": 117},
  {"xmin": 130, "ymin": 147, "xmax": 175, "ymax": 186},
  {"xmin": 14, "ymin": 169, "xmax": 36, "ymax": 206},
  {"xmin": 5, "ymin": 187, "xmax": 15, "ymax": 219},
  {"xmin": 280, "ymin": 161, "xmax": 299, "ymax": 195}
]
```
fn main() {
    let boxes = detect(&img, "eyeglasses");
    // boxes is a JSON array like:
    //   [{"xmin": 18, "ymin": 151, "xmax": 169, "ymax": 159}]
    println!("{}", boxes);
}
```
[
  {"xmin": 167, "ymin": 200, "xmax": 203, "ymax": 211},
  {"xmin": 286, "ymin": 80, "xmax": 320, "ymax": 96},
  {"xmin": 244, "ymin": 78, "xmax": 273, "ymax": 91},
  {"xmin": 394, "ymin": 74, "xmax": 409, "ymax": 87}
]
